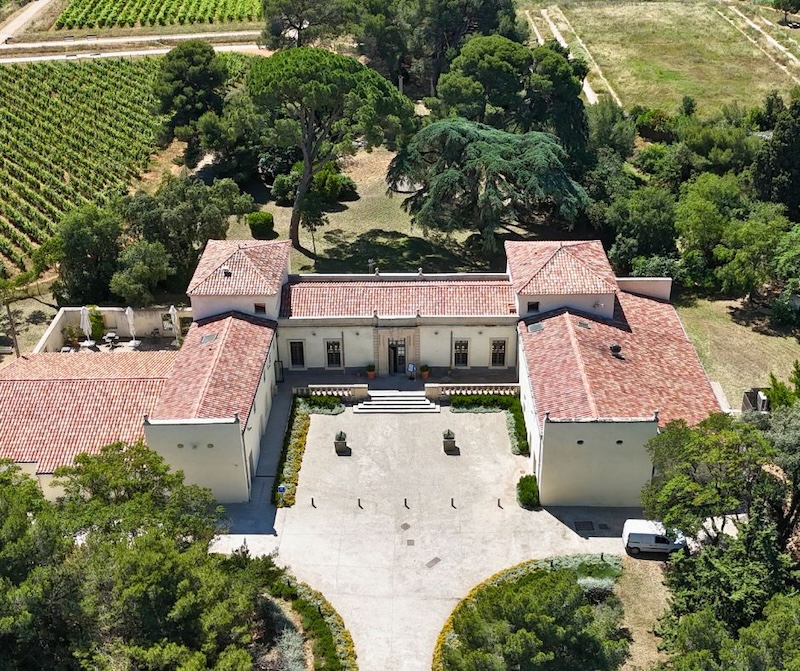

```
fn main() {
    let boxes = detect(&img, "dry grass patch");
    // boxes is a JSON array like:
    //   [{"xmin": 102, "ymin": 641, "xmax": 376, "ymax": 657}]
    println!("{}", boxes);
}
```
[
  {"xmin": 676, "ymin": 297, "xmax": 800, "ymax": 407},
  {"xmin": 553, "ymin": 0, "xmax": 797, "ymax": 111},
  {"xmin": 615, "ymin": 555, "xmax": 669, "ymax": 671}
]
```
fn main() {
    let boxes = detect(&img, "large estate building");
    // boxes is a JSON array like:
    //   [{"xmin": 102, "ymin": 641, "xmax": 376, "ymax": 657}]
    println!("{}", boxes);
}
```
[{"xmin": 0, "ymin": 239, "xmax": 722, "ymax": 506}]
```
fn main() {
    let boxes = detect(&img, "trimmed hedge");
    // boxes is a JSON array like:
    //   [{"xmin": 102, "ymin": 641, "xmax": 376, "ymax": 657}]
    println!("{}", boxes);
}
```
[
  {"xmin": 273, "ymin": 396, "xmax": 345, "ymax": 506},
  {"xmin": 247, "ymin": 211, "xmax": 275, "ymax": 239},
  {"xmin": 450, "ymin": 394, "xmax": 529, "ymax": 455},
  {"xmin": 431, "ymin": 554, "xmax": 622, "ymax": 671},
  {"xmin": 517, "ymin": 474, "xmax": 540, "ymax": 509},
  {"xmin": 270, "ymin": 575, "xmax": 358, "ymax": 671}
]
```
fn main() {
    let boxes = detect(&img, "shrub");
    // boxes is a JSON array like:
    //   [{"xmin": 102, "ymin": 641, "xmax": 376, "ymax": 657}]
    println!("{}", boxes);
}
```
[
  {"xmin": 517, "ymin": 474, "xmax": 540, "ymax": 509},
  {"xmin": 271, "ymin": 172, "xmax": 297, "ymax": 205},
  {"xmin": 275, "ymin": 629, "xmax": 306, "ymax": 671},
  {"xmin": 304, "ymin": 395, "xmax": 344, "ymax": 412},
  {"xmin": 771, "ymin": 292, "xmax": 799, "ymax": 327},
  {"xmin": 578, "ymin": 576, "xmax": 616, "ymax": 604},
  {"xmin": 450, "ymin": 394, "xmax": 529, "ymax": 455},
  {"xmin": 247, "ymin": 211, "xmax": 275, "ymax": 240},
  {"xmin": 335, "ymin": 431, "xmax": 346, "ymax": 441},
  {"xmin": 443, "ymin": 429, "xmax": 455, "ymax": 439},
  {"xmin": 87, "ymin": 305, "xmax": 105, "ymax": 341}
]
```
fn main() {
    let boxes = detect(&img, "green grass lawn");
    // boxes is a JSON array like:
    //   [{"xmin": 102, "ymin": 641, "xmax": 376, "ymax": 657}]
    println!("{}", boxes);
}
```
[
  {"xmin": 676, "ymin": 296, "xmax": 800, "ymax": 407},
  {"xmin": 547, "ymin": 0, "xmax": 798, "ymax": 112}
]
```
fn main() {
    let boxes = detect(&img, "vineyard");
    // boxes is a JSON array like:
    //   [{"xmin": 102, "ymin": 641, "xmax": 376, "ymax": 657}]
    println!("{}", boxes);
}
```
[
  {"xmin": 55, "ymin": 0, "xmax": 261, "ymax": 29},
  {"xmin": 0, "ymin": 59, "xmax": 163, "ymax": 271}
]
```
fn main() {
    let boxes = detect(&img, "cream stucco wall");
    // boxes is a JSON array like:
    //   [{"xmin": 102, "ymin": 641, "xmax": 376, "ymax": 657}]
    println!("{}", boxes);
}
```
[
  {"xmin": 539, "ymin": 420, "xmax": 658, "ymax": 506},
  {"xmin": 615, "ymin": 278, "xmax": 672, "ymax": 301},
  {"xmin": 517, "ymin": 350, "xmax": 542, "ymax": 474},
  {"xmin": 242, "ymin": 341, "xmax": 278, "ymax": 473},
  {"xmin": 144, "ymin": 419, "xmax": 250, "ymax": 503},
  {"xmin": 190, "ymin": 293, "xmax": 282, "ymax": 321},
  {"xmin": 276, "ymin": 321, "xmax": 518, "ymax": 372},
  {"xmin": 516, "ymin": 293, "xmax": 616, "ymax": 320}
]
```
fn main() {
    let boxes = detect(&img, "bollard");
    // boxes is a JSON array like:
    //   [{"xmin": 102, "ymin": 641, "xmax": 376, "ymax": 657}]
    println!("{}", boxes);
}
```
[
  {"xmin": 451, "ymin": 497, "xmax": 456, "ymax": 508},
  {"xmin": 311, "ymin": 497, "xmax": 316, "ymax": 508},
  {"xmin": 497, "ymin": 498, "xmax": 502, "ymax": 508},
  {"xmin": 358, "ymin": 497, "xmax": 363, "ymax": 509},
  {"xmin": 404, "ymin": 497, "xmax": 409, "ymax": 509}
]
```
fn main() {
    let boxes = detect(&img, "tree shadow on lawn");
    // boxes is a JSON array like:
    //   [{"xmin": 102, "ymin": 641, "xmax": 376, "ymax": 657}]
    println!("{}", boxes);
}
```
[
  {"xmin": 727, "ymin": 300, "xmax": 799, "ymax": 339},
  {"xmin": 313, "ymin": 228, "xmax": 499, "ymax": 274}
]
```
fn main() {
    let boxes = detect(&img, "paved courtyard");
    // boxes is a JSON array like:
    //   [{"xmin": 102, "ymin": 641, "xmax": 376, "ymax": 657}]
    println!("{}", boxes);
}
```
[{"xmin": 216, "ymin": 407, "xmax": 635, "ymax": 671}]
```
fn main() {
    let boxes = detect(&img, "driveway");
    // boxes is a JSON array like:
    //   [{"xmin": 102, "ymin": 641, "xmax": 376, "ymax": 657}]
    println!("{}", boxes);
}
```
[{"xmin": 216, "ymin": 408, "xmax": 633, "ymax": 671}]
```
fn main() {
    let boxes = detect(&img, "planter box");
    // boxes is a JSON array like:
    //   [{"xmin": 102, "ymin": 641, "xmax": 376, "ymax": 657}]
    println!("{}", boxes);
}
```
[
  {"xmin": 443, "ymin": 438, "xmax": 458, "ymax": 455},
  {"xmin": 335, "ymin": 439, "xmax": 348, "ymax": 455}
]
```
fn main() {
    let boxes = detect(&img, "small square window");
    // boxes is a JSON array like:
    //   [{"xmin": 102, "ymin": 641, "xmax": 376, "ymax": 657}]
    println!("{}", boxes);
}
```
[
  {"xmin": 254, "ymin": 303, "xmax": 266, "ymax": 315},
  {"xmin": 527, "ymin": 301, "xmax": 540, "ymax": 313}
]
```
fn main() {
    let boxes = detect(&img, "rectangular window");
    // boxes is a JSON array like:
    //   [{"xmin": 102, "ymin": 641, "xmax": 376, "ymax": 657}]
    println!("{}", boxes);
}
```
[
  {"xmin": 254, "ymin": 303, "xmax": 266, "ymax": 315},
  {"xmin": 326, "ymin": 340, "xmax": 342, "ymax": 368},
  {"xmin": 527, "ymin": 301, "xmax": 540, "ymax": 313},
  {"xmin": 453, "ymin": 340, "xmax": 469, "ymax": 367},
  {"xmin": 491, "ymin": 340, "xmax": 506, "ymax": 367},
  {"xmin": 289, "ymin": 341, "xmax": 305, "ymax": 368}
]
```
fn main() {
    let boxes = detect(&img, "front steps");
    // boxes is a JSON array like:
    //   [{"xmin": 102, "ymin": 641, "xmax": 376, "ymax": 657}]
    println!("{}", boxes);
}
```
[{"xmin": 353, "ymin": 390, "xmax": 440, "ymax": 414}]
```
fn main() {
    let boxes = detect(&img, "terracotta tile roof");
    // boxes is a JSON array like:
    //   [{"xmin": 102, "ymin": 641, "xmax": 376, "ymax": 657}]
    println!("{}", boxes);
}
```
[
  {"xmin": 187, "ymin": 240, "xmax": 291, "ymax": 296},
  {"xmin": 280, "ymin": 278, "xmax": 517, "ymax": 318},
  {"xmin": 519, "ymin": 292, "xmax": 720, "ymax": 427},
  {"xmin": 151, "ymin": 312, "xmax": 276, "ymax": 425},
  {"xmin": 505, "ymin": 240, "xmax": 618, "ymax": 295},
  {"xmin": 0, "ymin": 352, "xmax": 176, "ymax": 474}
]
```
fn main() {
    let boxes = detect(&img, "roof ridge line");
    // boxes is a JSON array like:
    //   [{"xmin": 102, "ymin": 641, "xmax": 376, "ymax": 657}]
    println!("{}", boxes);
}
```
[
  {"xmin": 187, "ymin": 318, "xmax": 232, "ymax": 420},
  {"xmin": 563, "ymin": 244, "xmax": 618, "ymax": 292},
  {"xmin": 563, "ymin": 313, "xmax": 599, "ymax": 418},
  {"xmin": 189, "ymin": 247, "xmax": 238, "ymax": 294}
]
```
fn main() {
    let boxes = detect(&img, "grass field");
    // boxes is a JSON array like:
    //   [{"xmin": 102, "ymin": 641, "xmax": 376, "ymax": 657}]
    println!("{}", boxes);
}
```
[
  {"xmin": 545, "ymin": 0, "xmax": 799, "ymax": 111},
  {"xmin": 677, "ymin": 296, "xmax": 800, "ymax": 407}
]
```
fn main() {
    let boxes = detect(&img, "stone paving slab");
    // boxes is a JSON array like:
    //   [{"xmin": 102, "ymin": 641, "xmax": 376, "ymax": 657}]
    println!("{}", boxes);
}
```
[{"xmin": 215, "ymin": 408, "xmax": 636, "ymax": 671}]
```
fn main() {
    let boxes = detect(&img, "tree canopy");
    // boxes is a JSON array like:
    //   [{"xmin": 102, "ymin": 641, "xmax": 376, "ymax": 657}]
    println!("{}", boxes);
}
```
[
  {"xmin": 387, "ymin": 118, "xmax": 588, "ymax": 249},
  {"xmin": 754, "ymin": 99, "xmax": 800, "ymax": 221},
  {"xmin": 248, "ymin": 47, "xmax": 415, "ymax": 256},
  {"xmin": 260, "ymin": 0, "xmax": 358, "ymax": 48}
]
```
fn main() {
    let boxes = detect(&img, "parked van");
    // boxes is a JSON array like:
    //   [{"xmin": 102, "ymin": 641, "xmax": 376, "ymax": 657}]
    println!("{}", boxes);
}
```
[{"xmin": 622, "ymin": 519, "xmax": 687, "ymax": 556}]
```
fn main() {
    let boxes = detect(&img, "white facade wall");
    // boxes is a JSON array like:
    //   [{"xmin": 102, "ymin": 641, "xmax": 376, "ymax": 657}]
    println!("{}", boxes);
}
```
[
  {"xmin": 539, "ymin": 420, "xmax": 658, "ymax": 506},
  {"xmin": 616, "ymin": 278, "xmax": 672, "ymax": 301},
  {"xmin": 516, "ymin": 293, "xmax": 616, "ymax": 320},
  {"xmin": 276, "ymin": 322, "xmax": 518, "ymax": 371},
  {"xmin": 144, "ymin": 419, "xmax": 250, "ymax": 503},
  {"xmin": 190, "ymin": 293, "xmax": 282, "ymax": 321},
  {"xmin": 517, "ymin": 350, "xmax": 543, "ymax": 475},
  {"xmin": 242, "ymin": 341, "xmax": 278, "ymax": 473}
]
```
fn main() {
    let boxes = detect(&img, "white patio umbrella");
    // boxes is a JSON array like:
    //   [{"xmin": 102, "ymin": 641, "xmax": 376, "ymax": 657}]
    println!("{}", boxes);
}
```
[
  {"xmin": 79, "ymin": 306, "xmax": 94, "ymax": 346},
  {"xmin": 169, "ymin": 305, "xmax": 181, "ymax": 344},
  {"xmin": 125, "ymin": 306, "xmax": 139, "ymax": 347}
]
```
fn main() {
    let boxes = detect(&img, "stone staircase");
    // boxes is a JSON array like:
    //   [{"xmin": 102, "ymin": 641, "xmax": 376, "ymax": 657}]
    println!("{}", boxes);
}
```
[{"xmin": 352, "ymin": 390, "xmax": 440, "ymax": 414}]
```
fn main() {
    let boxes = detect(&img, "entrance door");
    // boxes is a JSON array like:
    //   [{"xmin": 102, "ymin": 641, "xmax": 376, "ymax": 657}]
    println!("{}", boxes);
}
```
[{"xmin": 388, "ymin": 339, "xmax": 406, "ymax": 374}]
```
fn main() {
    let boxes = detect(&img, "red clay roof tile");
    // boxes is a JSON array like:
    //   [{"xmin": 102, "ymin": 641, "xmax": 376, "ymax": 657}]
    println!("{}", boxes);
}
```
[
  {"xmin": 187, "ymin": 240, "xmax": 291, "ymax": 297},
  {"xmin": 151, "ymin": 312, "xmax": 275, "ymax": 425},
  {"xmin": 280, "ymin": 279, "xmax": 517, "ymax": 318},
  {"xmin": 505, "ymin": 240, "xmax": 618, "ymax": 295},
  {"xmin": 519, "ymin": 292, "xmax": 720, "ymax": 427}
]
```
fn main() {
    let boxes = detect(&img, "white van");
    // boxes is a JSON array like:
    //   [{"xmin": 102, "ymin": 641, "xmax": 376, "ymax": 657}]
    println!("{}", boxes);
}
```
[{"xmin": 622, "ymin": 519, "xmax": 687, "ymax": 555}]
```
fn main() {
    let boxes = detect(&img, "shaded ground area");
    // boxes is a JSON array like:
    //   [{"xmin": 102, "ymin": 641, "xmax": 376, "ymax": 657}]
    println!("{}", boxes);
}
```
[
  {"xmin": 676, "ymin": 295, "xmax": 800, "ymax": 407},
  {"xmin": 217, "ymin": 406, "xmax": 630, "ymax": 671},
  {"xmin": 0, "ymin": 291, "xmax": 58, "ymax": 365}
]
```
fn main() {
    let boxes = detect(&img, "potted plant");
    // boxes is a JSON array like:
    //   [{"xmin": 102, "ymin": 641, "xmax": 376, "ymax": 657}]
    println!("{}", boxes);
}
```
[
  {"xmin": 420, "ymin": 364, "xmax": 430, "ymax": 380},
  {"xmin": 443, "ymin": 429, "xmax": 457, "ymax": 454},
  {"xmin": 61, "ymin": 323, "xmax": 82, "ymax": 347},
  {"xmin": 366, "ymin": 363, "xmax": 376, "ymax": 380},
  {"xmin": 334, "ymin": 430, "xmax": 348, "ymax": 455}
]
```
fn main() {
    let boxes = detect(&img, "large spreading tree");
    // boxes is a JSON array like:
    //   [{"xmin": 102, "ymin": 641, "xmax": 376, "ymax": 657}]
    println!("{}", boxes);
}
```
[
  {"xmin": 248, "ymin": 47, "xmax": 415, "ymax": 256},
  {"xmin": 387, "ymin": 118, "xmax": 588, "ymax": 250},
  {"xmin": 754, "ymin": 99, "xmax": 800, "ymax": 221},
  {"xmin": 261, "ymin": 0, "xmax": 358, "ymax": 48}
]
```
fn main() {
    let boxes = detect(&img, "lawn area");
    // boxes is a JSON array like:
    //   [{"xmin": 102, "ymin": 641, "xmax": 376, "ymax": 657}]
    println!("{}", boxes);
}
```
[
  {"xmin": 676, "ymin": 296, "xmax": 800, "ymax": 407},
  {"xmin": 551, "ymin": 0, "xmax": 798, "ymax": 112},
  {"xmin": 229, "ymin": 147, "xmax": 489, "ymax": 274}
]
